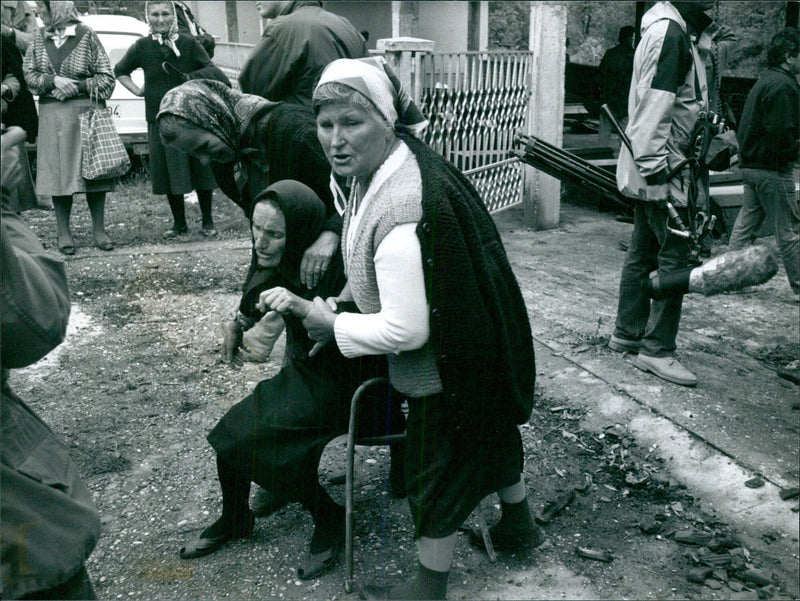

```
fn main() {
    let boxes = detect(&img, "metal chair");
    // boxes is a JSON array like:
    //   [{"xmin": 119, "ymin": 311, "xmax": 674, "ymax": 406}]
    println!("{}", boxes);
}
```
[
  {"xmin": 344, "ymin": 376, "xmax": 406, "ymax": 594},
  {"xmin": 342, "ymin": 377, "xmax": 495, "ymax": 593}
]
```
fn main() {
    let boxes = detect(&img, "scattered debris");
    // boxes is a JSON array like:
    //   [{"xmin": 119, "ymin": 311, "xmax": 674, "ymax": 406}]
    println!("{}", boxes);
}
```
[
  {"xmin": 778, "ymin": 487, "xmax": 799, "ymax": 501},
  {"xmin": 536, "ymin": 489, "xmax": 576, "ymax": 524},
  {"xmin": 745, "ymin": 477, "xmax": 765, "ymax": 489},
  {"xmin": 674, "ymin": 530, "xmax": 713, "ymax": 546},
  {"xmin": 575, "ymin": 546, "xmax": 613, "ymax": 562},
  {"xmin": 741, "ymin": 568, "xmax": 772, "ymax": 587},
  {"xmin": 687, "ymin": 567, "xmax": 712, "ymax": 583},
  {"xmin": 638, "ymin": 516, "xmax": 661, "ymax": 535}
]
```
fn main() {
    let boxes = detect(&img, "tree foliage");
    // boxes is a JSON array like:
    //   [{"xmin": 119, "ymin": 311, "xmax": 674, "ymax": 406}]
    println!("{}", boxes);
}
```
[{"xmin": 489, "ymin": 1, "xmax": 789, "ymax": 77}]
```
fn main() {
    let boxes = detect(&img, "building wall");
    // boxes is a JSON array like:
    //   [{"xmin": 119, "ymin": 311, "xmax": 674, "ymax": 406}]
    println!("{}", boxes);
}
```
[
  {"xmin": 189, "ymin": 1, "xmax": 485, "ymax": 52},
  {"xmin": 324, "ymin": 2, "xmax": 392, "ymax": 51},
  {"xmin": 417, "ymin": 1, "xmax": 468, "ymax": 52}
]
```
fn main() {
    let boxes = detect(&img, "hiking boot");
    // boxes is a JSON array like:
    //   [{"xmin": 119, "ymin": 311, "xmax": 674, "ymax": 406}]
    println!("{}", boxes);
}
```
[
  {"xmin": 634, "ymin": 354, "xmax": 697, "ymax": 387},
  {"xmin": 608, "ymin": 335, "xmax": 641, "ymax": 353}
]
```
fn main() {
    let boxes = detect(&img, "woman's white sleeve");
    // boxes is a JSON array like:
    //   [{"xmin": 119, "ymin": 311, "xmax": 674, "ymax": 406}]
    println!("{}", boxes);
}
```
[{"xmin": 334, "ymin": 223, "xmax": 429, "ymax": 357}]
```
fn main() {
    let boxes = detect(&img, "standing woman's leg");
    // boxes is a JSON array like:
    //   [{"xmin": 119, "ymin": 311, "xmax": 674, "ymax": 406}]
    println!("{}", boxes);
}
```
[
  {"xmin": 52, "ymin": 194, "xmax": 75, "ymax": 255},
  {"xmin": 164, "ymin": 193, "xmax": 189, "ymax": 238},
  {"xmin": 86, "ymin": 191, "xmax": 114, "ymax": 250},
  {"xmin": 197, "ymin": 189, "xmax": 216, "ymax": 236}
]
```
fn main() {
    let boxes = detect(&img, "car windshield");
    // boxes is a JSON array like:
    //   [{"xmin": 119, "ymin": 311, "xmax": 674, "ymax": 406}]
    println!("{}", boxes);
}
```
[{"xmin": 96, "ymin": 33, "xmax": 142, "ymax": 65}]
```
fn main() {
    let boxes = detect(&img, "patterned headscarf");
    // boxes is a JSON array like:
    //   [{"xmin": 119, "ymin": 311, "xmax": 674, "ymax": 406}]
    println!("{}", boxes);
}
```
[
  {"xmin": 157, "ymin": 79, "xmax": 278, "ymax": 157},
  {"xmin": 315, "ymin": 56, "xmax": 428, "ymax": 136},
  {"xmin": 41, "ymin": 1, "xmax": 80, "ymax": 32},
  {"xmin": 146, "ymin": 0, "xmax": 180, "ymax": 57}
]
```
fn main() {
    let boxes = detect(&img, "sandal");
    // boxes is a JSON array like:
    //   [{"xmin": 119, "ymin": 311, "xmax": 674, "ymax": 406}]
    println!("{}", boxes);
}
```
[
  {"xmin": 163, "ymin": 226, "xmax": 189, "ymax": 239},
  {"xmin": 57, "ymin": 234, "xmax": 76, "ymax": 256},
  {"xmin": 296, "ymin": 529, "xmax": 343, "ymax": 580},
  {"xmin": 94, "ymin": 237, "xmax": 115, "ymax": 251}
]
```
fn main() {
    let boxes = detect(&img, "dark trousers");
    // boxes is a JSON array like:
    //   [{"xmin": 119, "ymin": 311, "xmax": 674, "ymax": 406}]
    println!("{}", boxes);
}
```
[{"xmin": 613, "ymin": 200, "xmax": 692, "ymax": 357}]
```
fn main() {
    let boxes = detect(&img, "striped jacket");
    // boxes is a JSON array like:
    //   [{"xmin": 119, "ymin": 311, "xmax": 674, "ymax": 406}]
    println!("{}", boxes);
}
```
[
  {"xmin": 616, "ymin": 2, "xmax": 709, "ymax": 207},
  {"xmin": 23, "ymin": 23, "xmax": 115, "ymax": 102}
]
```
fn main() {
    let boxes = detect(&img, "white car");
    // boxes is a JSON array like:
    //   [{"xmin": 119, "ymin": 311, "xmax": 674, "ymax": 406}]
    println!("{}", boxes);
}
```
[{"xmin": 79, "ymin": 14, "xmax": 149, "ymax": 154}]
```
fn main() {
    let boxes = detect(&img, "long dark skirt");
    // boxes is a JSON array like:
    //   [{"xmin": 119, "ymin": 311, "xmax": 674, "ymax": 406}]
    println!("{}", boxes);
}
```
[
  {"xmin": 207, "ymin": 358, "xmax": 401, "ymax": 501},
  {"xmin": 147, "ymin": 123, "xmax": 216, "ymax": 195},
  {"xmin": 405, "ymin": 392, "xmax": 523, "ymax": 539}
]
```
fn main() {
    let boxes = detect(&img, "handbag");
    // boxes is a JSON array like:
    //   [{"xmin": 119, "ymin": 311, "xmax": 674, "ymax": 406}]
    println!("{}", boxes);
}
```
[{"xmin": 79, "ymin": 92, "xmax": 131, "ymax": 180}]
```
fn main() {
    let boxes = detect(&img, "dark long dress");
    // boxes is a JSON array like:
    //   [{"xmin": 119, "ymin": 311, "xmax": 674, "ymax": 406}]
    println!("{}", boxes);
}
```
[{"xmin": 207, "ymin": 252, "xmax": 401, "ymax": 501}]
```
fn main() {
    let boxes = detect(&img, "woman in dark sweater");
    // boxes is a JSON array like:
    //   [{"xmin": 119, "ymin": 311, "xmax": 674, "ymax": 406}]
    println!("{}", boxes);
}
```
[
  {"xmin": 115, "ymin": 0, "xmax": 218, "ymax": 237},
  {"xmin": 176, "ymin": 181, "xmax": 401, "ymax": 582}
]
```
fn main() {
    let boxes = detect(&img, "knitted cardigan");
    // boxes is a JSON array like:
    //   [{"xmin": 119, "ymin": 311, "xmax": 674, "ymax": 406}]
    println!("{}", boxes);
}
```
[
  {"xmin": 23, "ymin": 24, "xmax": 115, "ymax": 102},
  {"xmin": 342, "ymin": 146, "xmax": 442, "ymax": 396},
  {"xmin": 403, "ymin": 136, "xmax": 535, "ymax": 426}
]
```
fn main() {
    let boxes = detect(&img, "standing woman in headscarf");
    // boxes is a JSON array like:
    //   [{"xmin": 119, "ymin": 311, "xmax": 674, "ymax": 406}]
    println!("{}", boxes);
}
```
[
  {"xmin": 23, "ymin": 1, "xmax": 116, "ymax": 255},
  {"xmin": 115, "ymin": 1, "xmax": 219, "ymax": 238},
  {"xmin": 303, "ymin": 57, "xmax": 539, "ymax": 600}
]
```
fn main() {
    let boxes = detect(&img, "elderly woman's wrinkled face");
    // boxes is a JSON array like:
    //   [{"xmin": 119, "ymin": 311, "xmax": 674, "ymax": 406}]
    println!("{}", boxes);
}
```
[
  {"xmin": 316, "ymin": 102, "xmax": 396, "ymax": 183},
  {"xmin": 148, "ymin": 2, "xmax": 174, "ymax": 34},
  {"xmin": 252, "ymin": 201, "xmax": 286, "ymax": 268},
  {"xmin": 166, "ymin": 125, "xmax": 235, "ymax": 166}
]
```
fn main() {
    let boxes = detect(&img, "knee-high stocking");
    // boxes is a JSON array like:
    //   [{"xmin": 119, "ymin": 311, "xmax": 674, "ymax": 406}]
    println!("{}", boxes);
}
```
[
  {"xmin": 52, "ymin": 195, "xmax": 74, "ymax": 246},
  {"xmin": 166, "ymin": 193, "xmax": 187, "ymax": 231},
  {"xmin": 297, "ymin": 481, "xmax": 343, "ymax": 553},
  {"xmin": 86, "ymin": 191, "xmax": 111, "ymax": 243},
  {"xmin": 201, "ymin": 456, "xmax": 251, "ymax": 538},
  {"xmin": 197, "ymin": 189, "xmax": 214, "ymax": 230}
]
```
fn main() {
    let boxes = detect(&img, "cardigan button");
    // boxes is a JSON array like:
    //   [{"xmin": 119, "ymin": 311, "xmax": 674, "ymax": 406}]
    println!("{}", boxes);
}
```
[
  {"xmin": 431, "ymin": 307, "xmax": 441, "ymax": 319},
  {"xmin": 420, "ymin": 221, "xmax": 431, "ymax": 234},
  {"xmin": 439, "ymin": 354, "xmax": 448, "ymax": 365},
  {"xmin": 426, "ymin": 258, "xmax": 434, "ymax": 268}
]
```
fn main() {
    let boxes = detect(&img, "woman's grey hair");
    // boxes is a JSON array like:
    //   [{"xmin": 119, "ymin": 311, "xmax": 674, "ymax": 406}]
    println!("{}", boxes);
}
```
[
  {"xmin": 157, "ymin": 113, "xmax": 193, "ymax": 145},
  {"xmin": 312, "ymin": 81, "xmax": 392, "ymax": 129}
]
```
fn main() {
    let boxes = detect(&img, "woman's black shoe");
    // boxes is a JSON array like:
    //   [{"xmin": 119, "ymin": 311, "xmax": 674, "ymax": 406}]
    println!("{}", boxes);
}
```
[{"xmin": 179, "ymin": 511, "xmax": 254, "ymax": 559}]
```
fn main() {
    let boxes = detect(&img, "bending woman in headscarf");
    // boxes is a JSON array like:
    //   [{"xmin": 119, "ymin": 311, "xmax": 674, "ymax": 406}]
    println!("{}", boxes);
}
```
[
  {"xmin": 157, "ymin": 79, "xmax": 342, "ymax": 361},
  {"xmin": 23, "ymin": 1, "xmax": 116, "ymax": 254},
  {"xmin": 115, "ymin": 1, "xmax": 219, "ymax": 238},
  {"xmin": 301, "ymin": 57, "xmax": 540, "ymax": 600},
  {"xmin": 177, "ymin": 181, "xmax": 403, "ymax": 582}
]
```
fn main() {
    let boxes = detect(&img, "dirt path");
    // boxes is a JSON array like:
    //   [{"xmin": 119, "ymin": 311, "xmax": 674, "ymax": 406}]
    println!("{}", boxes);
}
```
[{"xmin": 9, "ymin": 203, "xmax": 799, "ymax": 600}]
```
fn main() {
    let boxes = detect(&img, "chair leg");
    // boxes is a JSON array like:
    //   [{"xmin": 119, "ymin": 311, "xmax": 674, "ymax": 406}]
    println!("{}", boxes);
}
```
[{"xmin": 475, "ymin": 507, "xmax": 497, "ymax": 563}]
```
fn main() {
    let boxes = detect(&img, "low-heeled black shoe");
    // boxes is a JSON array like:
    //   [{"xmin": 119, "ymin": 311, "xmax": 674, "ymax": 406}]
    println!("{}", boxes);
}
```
[{"xmin": 179, "ymin": 511, "xmax": 254, "ymax": 559}]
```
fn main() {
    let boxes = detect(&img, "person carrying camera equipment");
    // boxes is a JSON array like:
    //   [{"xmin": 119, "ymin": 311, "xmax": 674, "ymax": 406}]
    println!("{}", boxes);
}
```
[{"xmin": 608, "ymin": 1, "xmax": 718, "ymax": 388}]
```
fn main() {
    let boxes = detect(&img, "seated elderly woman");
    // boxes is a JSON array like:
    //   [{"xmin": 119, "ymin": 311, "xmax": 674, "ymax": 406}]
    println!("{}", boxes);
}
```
[
  {"xmin": 296, "ymin": 58, "xmax": 541, "ymax": 600},
  {"xmin": 178, "ymin": 180, "xmax": 404, "ymax": 581}
]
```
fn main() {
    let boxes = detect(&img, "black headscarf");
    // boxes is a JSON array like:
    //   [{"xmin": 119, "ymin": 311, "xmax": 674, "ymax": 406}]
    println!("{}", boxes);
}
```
[{"xmin": 239, "ymin": 180, "xmax": 326, "ymax": 319}]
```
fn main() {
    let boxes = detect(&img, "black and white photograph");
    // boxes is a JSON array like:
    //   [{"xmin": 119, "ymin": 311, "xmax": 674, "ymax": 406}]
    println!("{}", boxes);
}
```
[{"xmin": 1, "ymin": 1, "xmax": 798, "ymax": 599}]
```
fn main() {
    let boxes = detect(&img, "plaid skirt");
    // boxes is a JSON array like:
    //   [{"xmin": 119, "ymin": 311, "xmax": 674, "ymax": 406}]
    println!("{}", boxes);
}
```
[{"xmin": 35, "ymin": 99, "xmax": 114, "ymax": 196}]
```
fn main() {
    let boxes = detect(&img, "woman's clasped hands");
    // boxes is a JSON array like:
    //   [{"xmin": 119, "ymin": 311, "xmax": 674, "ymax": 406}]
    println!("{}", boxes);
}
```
[{"xmin": 52, "ymin": 75, "xmax": 78, "ymax": 101}]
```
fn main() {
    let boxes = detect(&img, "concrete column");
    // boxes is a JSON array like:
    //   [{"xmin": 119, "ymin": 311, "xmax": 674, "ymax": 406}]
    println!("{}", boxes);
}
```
[
  {"xmin": 374, "ymin": 37, "xmax": 435, "ymax": 104},
  {"xmin": 391, "ymin": 1, "xmax": 419, "ymax": 38},
  {"xmin": 524, "ymin": 2, "xmax": 567, "ymax": 230}
]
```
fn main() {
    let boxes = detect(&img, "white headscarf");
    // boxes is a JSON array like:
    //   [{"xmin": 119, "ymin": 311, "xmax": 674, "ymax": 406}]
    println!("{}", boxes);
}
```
[
  {"xmin": 315, "ymin": 56, "xmax": 428, "ymax": 136},
  {"xmin": 146, "ymin": 0, "xmax": 180, "ymax": 57}
]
